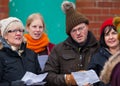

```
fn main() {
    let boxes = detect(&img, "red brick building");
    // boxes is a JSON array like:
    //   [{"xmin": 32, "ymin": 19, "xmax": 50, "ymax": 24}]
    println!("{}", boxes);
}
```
[
  {"xmin": 0, "ymin": 0, "xmax": 9, "ymax": 19},
  {"xmin": 76, "ymin": 0, "xmax": 120, "ymax": 39},
  {"xmin": 0, "ymin": 0, "xmax": 120, "ymax": 39}
]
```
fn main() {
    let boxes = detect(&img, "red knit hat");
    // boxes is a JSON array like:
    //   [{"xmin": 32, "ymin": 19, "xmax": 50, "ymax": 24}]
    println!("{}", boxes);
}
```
[{"xmin": 100, "ymin": 18, "xmax": 113, "ymax": 35}]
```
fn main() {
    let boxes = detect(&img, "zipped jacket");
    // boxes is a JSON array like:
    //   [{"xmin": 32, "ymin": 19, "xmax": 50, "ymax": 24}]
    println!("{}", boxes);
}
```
[{"xmin": 0, "ymin": 40, "xmax": 41, "ymax": 86}]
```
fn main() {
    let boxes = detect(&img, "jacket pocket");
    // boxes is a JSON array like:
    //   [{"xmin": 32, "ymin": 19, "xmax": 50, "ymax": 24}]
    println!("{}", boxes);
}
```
[
  {"xmin": 5, "ymin": 59, "xmax": 17, "ymax": 64},
  {"xmin": 62, "ymin": 53, "xmax": 76, "ymax": 60}
]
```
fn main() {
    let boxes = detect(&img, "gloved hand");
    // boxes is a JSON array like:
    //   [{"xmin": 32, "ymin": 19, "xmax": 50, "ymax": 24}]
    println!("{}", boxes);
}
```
[
  {"xmin": 11, "ymin": 80, "xmax": 25, "ymax": 86},
  {"xmin": 65, "ymin": 74, "xmax": 77, "ymax": 85}
]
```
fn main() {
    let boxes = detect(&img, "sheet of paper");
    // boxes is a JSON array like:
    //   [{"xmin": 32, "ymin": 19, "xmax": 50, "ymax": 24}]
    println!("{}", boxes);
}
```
[
  {"xmin": 38, "ymin": 55, "xmax": 48, "ymax": 71},
  {"xmin": 21, "ymin": 71, "xmax": 48, "ymax": 85},
  {"xmin": 72, "ymin": 70, "xmax": 100, "ymax": 86}
]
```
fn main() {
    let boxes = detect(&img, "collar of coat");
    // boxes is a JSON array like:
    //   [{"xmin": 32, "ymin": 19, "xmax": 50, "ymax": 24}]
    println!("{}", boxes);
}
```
[
  {"xmin": 64, "ymin": 31, "xmax": 99, "ymax": 49},
  {"xmin": 100, "ymin": 51, "xmax": 120, "ymax": 84},
  {"xmin": 0, "ymin": 37, "xmax": 26, "ymax": 57}
]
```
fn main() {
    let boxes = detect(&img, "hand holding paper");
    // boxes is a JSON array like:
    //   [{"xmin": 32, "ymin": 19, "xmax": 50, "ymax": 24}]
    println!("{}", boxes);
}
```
[
  {"xmin": 65, "ymin": 74, "xmax": 77, "ymax": 85},
  {"xmin": 72, "ymin": 70, "xmax": 100, "ymax": 86},
  {"xmin": 21, "ymin": 71, "xmax": 48, "ymax": 85}
]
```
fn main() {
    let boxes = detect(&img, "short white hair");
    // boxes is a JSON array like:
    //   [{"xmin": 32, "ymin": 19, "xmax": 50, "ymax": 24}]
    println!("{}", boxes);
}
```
[{"xmin": 0, "ymin": 17, "xmax": 24, "ymax": 37}]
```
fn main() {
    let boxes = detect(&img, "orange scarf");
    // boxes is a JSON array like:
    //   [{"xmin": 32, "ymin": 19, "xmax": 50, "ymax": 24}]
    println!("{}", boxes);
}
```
[{"xmin": 24, "ymin": 33, "xmax": 49, "ymax": 53}]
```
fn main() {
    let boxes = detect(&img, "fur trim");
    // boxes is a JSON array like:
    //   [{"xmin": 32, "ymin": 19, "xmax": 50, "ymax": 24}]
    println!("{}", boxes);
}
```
[
  {"xmin": 100, "ymin": 51, "xmax": 120, "ymax": 84},
  {"xmin": 61, "ymin": 1, "xmax": 75, "ymax": 14}
]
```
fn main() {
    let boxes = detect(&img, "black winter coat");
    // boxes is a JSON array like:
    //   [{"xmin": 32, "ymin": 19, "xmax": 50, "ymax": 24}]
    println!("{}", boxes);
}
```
[
  {"xmin": 0, "ymin": 42, "xmax": 41, "ymax": 86},
  {"xmin": 88, "ymin": 47, "xmax": 111, "ymax": 76},
  {"xmin": 88, "ymin": 47, "xmax": 111, "ymax": 86}
]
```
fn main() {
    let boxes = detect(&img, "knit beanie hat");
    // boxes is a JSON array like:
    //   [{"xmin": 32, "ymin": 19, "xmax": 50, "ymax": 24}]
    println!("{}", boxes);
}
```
[
  {"xmin": 100, "ymin": 18, "xmax": 113, "ymax": 35},
  {"xmin": 113, "ymin": 17, "xmax": 120, "ymax": 40},
  {"xmin": 61, "ymin": 1, "xmax": 89, "ymax": 35},
  {"xmin": 0, "ymin": 17, "xmax": 23, "ymax": 37}
]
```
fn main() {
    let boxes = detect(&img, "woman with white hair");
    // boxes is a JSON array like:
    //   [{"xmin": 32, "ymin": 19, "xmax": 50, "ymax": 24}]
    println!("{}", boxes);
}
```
[{"xmin": 0, "ymin": 17, "xmax": 41, "ymax": 86}]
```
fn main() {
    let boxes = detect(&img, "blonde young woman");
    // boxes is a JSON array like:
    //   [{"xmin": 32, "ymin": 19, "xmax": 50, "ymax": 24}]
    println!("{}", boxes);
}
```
[{"xmin": 24, "ymin": 13, "xmax": 54, "ymax": 71}]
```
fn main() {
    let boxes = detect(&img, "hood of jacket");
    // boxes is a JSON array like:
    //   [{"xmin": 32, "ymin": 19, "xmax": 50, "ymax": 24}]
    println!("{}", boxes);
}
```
[
  {"xmin": 0, "ymin": 37, "xmax": 27, "ymax": 56},
  {"xmin": 0, "ymin": 37, "xmax": 10, "ymax": 49},
  {"xmin": 0, "ymin": 36, "xmax": 27, "ymax": 49},
  {"xmin": 100, "ymin": 51, "xmax": 120, "ymax": 84}
]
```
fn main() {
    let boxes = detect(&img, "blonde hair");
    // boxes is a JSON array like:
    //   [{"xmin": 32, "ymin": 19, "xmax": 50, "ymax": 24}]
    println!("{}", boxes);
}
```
[{"xmin": 26, "ymin": 13, "xmax": 45, "ymax": 29}]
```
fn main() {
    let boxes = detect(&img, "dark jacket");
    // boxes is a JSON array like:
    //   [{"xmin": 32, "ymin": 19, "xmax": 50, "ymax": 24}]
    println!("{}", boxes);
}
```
[
  {"xmin": 110, "ymin": 63, "xmax": 120, "ymax": 86},
  {"xmin": 88, "ymin": 47, "xmax": 111, "ymax": 86},
  {"xmin": 0, "ymin": 40, "xmax": 41, "ymax": 86},
  {"xmin": 88, "ymin": 47, "xmax": 111, "ymax": 76},
  {"xmin": 44, "ymin": 31, "xmax": 99, "ymax": 86}
]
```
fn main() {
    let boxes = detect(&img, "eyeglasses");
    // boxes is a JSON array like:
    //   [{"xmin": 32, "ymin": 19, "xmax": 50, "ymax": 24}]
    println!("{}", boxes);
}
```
[
  {"xmin": 7, "ymin": 29, "xmax": 24, "ymax": 33},
  {"xmin": 71, "ymin": 25, "xmax": 86, "ymax": 34}
]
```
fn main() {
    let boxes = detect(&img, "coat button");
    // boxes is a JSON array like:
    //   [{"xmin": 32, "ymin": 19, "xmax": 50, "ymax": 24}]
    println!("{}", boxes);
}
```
[{"xmin": 80, "ymin": 64, "xmax": 83, "ymax": 67}]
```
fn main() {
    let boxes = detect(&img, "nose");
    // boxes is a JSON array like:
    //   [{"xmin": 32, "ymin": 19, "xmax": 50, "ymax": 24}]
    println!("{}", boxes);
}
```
[
  {"xmin": 109, "ymin": 34, "xmax": 113, "ymax": 39},
  {"xmin": 76, "ymin": 29, "xmax": 81, "ymax": 34},
  {"xmin": 36, "ymin": 27, "xmax": 41, "ymax": 31},
  {"xmin": 16, "ymin": 31, "xmax": 21, "ymax": 34},
  {"xmin": 16, "ymin": 30, "xmax": 23, "ymax": 35},
  {"xmin": 36, "ymin": 28, "xmax": 39, "ymax": 31}
]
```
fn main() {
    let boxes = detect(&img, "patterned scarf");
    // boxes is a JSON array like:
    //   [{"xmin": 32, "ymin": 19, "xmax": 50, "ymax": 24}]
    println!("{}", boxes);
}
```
[{"xmin": 24, "ymin": 33, "xmax": 49, "ymax": 53}]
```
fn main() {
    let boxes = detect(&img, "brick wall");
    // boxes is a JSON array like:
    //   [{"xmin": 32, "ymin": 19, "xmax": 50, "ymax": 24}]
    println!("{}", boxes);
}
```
[
  {"xmin": 0, "ymin": 0, "xmax": 9, "ymax": 19},
  {"xmin": 0, "ymin": 0, "xmax": 120, "ymax": 40},
  {"xmin": 76, "ymin": 0, "xmax": 120, "ymax": 40}
]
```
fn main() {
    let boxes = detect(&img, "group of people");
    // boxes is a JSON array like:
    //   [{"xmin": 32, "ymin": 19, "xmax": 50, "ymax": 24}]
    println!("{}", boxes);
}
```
[
  {"xmin": 0, "ymin": 12, "xmax": 54, "ymax": 86},
  {"xmin": 0, "ymin": 1, "xmax": 120, "ymax": 86}
]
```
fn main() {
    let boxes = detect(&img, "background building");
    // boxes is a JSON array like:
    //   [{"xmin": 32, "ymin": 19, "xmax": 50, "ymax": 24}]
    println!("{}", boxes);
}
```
[{"xmin": 0, "ymin": 0, "xmax": 120, "ymax": 44}]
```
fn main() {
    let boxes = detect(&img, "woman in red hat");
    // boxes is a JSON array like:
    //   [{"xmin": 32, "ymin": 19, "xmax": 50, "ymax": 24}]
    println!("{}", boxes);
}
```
[
  {"xmin": 100, "ymin": 16, "xmax": 120, "ymax": 86},
  {"xmin": 88, "ymin": 18, "xmax": 120, "ymax": 86}
]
